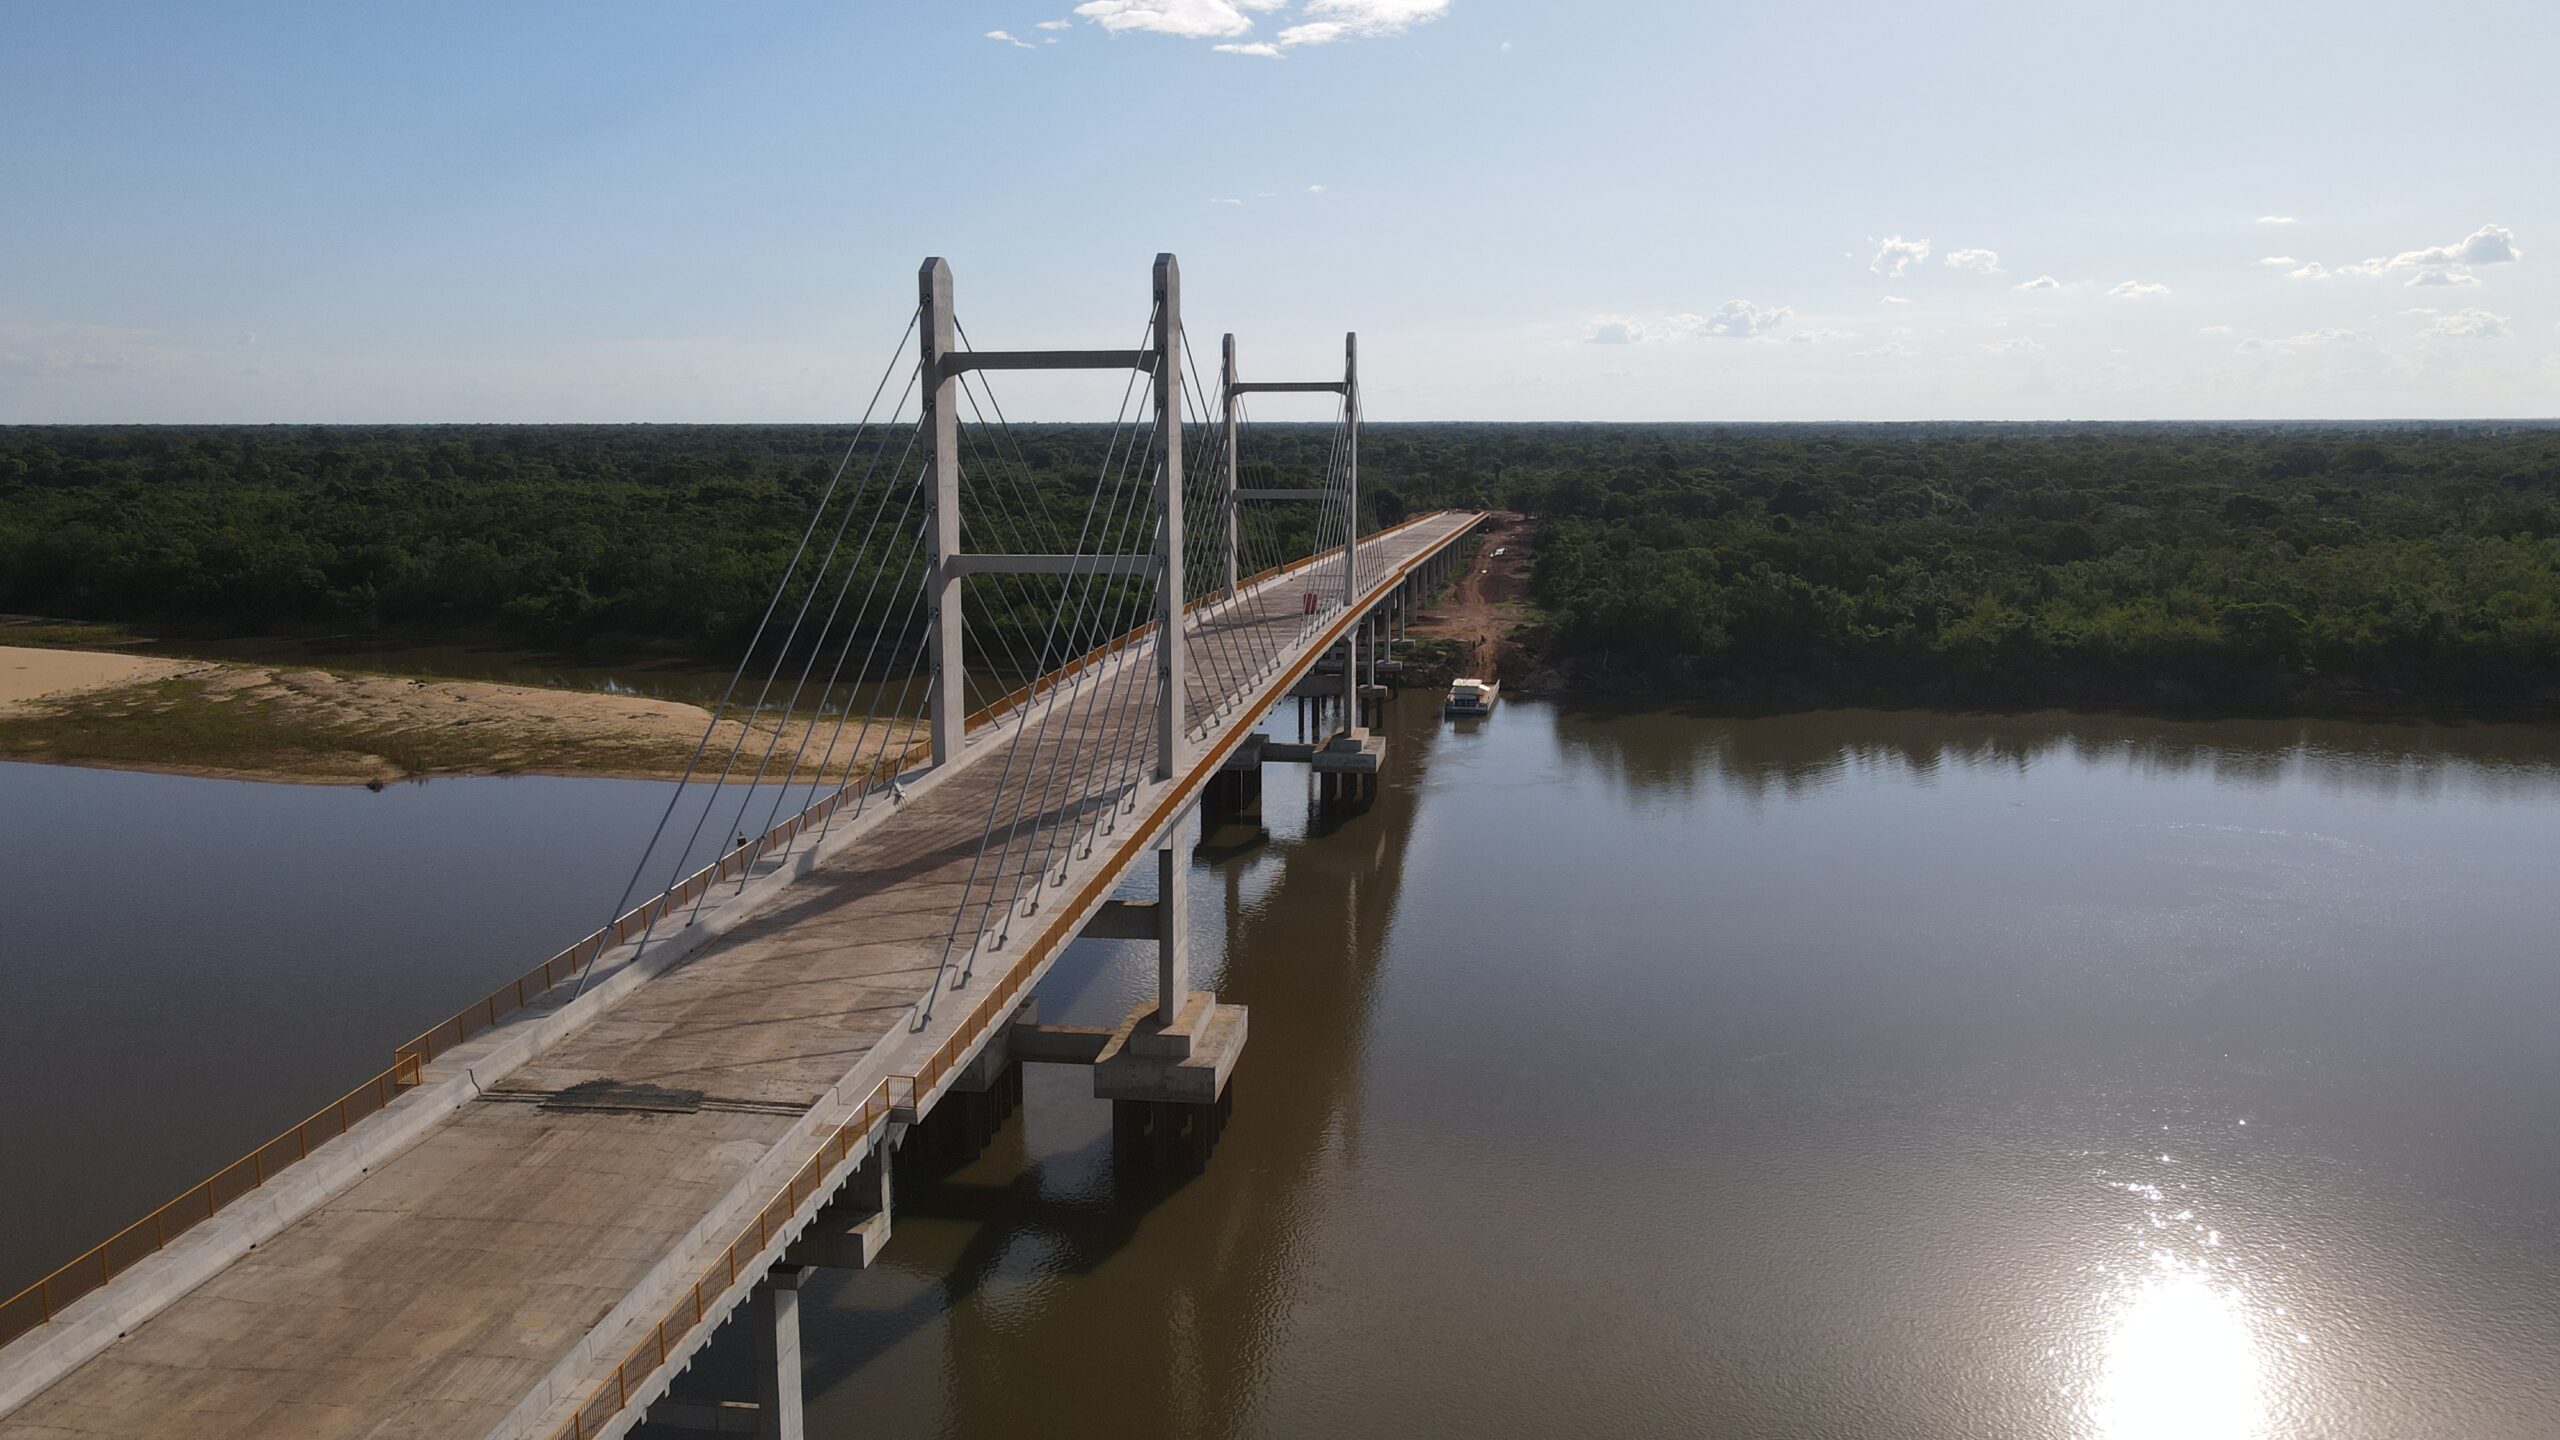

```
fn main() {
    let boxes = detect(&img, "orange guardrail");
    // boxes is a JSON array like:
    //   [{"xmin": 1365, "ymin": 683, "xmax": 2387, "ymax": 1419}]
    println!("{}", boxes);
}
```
[{"xmin": 0, "ymin": 1052, "xmax": 422, "ymax": 1349}]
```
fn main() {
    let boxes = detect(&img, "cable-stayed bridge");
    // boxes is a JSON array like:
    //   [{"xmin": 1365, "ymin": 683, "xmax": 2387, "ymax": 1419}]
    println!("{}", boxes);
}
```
[{"xmin": 0, "ymin": 254, "xmax": 1485, "ymax": 1440}]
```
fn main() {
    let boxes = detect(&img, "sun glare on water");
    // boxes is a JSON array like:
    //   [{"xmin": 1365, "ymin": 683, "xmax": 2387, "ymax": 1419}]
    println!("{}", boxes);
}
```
[{"xmin": 2089, "ymin": 1253, "xmax": 2266, "ymax": 1440}]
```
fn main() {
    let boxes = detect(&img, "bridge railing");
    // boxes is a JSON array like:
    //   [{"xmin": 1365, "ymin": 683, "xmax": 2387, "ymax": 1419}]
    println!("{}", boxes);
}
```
[{"xmin": 0, "ymin": 1053, "xmax": 422, "ymax": 1349}]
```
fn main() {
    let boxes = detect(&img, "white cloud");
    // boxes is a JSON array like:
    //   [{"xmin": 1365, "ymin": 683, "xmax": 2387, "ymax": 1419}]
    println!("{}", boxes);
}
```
[
  {"xmin": 2391, "ymin": 224, "xmax": 2521, "ymax": 270},
  {"xmin": 2405, "ymin": 269, "xmax": 2480, "ymax": 288},
  {"xmin": 2014, "ymin": 275, "xmax": 2062, "ymax": 292},
  {"xmin": 1787, "ymin": 329, "xmax": 1858, "ymax": 344},
  {"xmin": 1944, "ymin": 248, "xmax": 2002, "ymax": 274},
  {"xmin": 1870, "ymin": 235, "xmax": 1932, "ymax": 278},
  {"xmin": 1700, "ymin": 299, "xmax": 1793, "ymax": 338},
  {"xmin": 1306, "ymin": 183, "xmax": 1325, "ymax": 193},
  {"xmin": 1081, "ymin": 0, "xmax": 1446, "ymax": 49},
  {"xmin": 1074, "ymin": 0, "xmax": 1268, "ymax": 38},
  {"xmin": 1500, "ymin": 38, "xmax": 1513, "ymax": 51},
  {"xmin": 2333, "ymin": 257, "xmax": 2389, "ymax": 279},
  {"xmin": 1035, "ymin": 17, "xmax": 1073, "ymax": 27},
  {"xmin": 986, "ymin": 29, "xmax": 1034, "ymax": 47},
  {"xmin": 2287, "ymin": 262, "xmax": 2329, "ymax": 280},
  {"xmin": 2258, "ymin": 215, "xmax": 2298, "ymax": 225},
  {"xmin": 1982, "ymin": 337, "xmax": 2044, "ymax": 355},
  {"xmin": 1583, "ymin": 301, "xmax": 1794, "ymax": 343},
  {"xmin": 2422, "ymin": 307, "xmax": 2510, "ymax": 339},
  {"xmin": 2257, "ymin": 256, "xmax": 2296, "ymax": 268},
  {"xmin": 1209, "ymin": 196, "xmax": 1244, "ymax": 205},
  {"xmin": 2236, "ymin": 327, "xmax": 2363, "ymax": 355},
  {"xmin": 1851, "ymin": 340, "xmax": 1918, "ymax": 360},
  {"xmin": 2107, "ymin": 280, "xmax": 2170, "ymax": 298},
  {"xmin": 1278, "ymin": 0, "xmax": 1450, "ymax": 44}
]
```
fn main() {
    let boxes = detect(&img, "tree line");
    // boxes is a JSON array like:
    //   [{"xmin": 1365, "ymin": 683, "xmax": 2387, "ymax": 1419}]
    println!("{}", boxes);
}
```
[{"xmin": 4, "ymin": 421, "xmax": 2557, "ymax": 713}]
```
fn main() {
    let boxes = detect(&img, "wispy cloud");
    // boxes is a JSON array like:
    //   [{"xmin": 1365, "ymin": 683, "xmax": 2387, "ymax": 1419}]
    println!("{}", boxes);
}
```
[
  {"xmin": 1278, "ymin": 0, "xmax": 1451, "ymax": 45},
  {"xmin": 2107, "ymin": 280, "xmax": 2170, "ymax": 299},
  {"xmin": 986, "ymin": 29, "xmax": 1034, "ymax": 47},
  {"xmin": 1209, "ymin": 196, "xmax": 1245, "ymax": 205},
  {"xmin": 1870, "ymin": 235, "xmax": 1932, "ymax": 279},
  {"xmin": 2258, "ymin": 215, "xmax": 2298, "ymax": 225},
  {"xmin": 2014, "ymin": 275, "xmax": 2062, "ymax": 292},
  {"xmin": 1073, "ymin": 0, "xmax": 1447, "ymax": 50},
  {"xmin": 1982, "ymin": 337, "xmax": 2044, "ymax": 355},
  {"xmin": 1699, "ymin": 299, "xmax": 1793, "ymax": 338},
  {"xmin": 2235, "ymin": 327, "xmax": 2361, "ymax": 355},
  {"xmin": 1584, "ymin": 301, "xmax": 1794, "ymax": 344},
  {"xmin": 1944, "ymin": 248, "xmax": 2002, "ymax": 274},
  {"xmin": 1878, "ymin": 295, "xmax": 1912, "ymax": 306},
  {"xmin": 1851, "ymin": 340, "xmax": 1918, "ymax": 360},
  {"xmin": 1787, "ymin": 329, "xmax": 1858, "ymax": 344},
  {"xmin": 2391, "ymin": 224, "xmax": 2520, "ymax": 270},
  {"xmin": 1073, "ymin": 0, "xmax": 1274, "ymax": 40},
  {"xmin": 2421, "ymin": 307, "xmax": 2510, "ymax": 339},
  {"xmin": 1035, "ymin": 17, "xmax": 1073, "ymax": 28},
  {"xmin": 2257, "ymin": 256, "xmax": 2296, "ymax": 268},
  {"xmin": 2292, "ymin": 226, "xmax": 2522, "ymax": 286},
  {"xmin": 1305, "ymin": 183, "xmax": 1325, "ymax": 193}
]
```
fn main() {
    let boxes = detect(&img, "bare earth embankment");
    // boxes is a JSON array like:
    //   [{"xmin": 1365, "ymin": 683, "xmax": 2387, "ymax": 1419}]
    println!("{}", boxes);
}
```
[
  {"xmin": 0, "ymin": 645, "xmax": 902, "ymax": 786},
  {"xmin": 1404, "ymin": 512, "xmax": 1536, "ymax": 683}
]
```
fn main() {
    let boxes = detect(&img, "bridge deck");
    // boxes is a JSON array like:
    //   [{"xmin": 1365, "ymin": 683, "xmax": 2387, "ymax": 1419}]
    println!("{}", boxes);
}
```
[{"xmin": 0, "ymin": 513, "xmax": 1479, "ymax": 1440}]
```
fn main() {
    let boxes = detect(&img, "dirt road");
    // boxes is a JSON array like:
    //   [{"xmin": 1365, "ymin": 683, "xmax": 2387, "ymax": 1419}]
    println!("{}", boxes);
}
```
[{"xmin": 1407, "ymin": 511, "xmax": 1534, "ymax": 679}]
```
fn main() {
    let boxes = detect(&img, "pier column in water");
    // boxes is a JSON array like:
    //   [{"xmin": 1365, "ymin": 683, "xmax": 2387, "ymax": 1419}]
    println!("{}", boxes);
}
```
[
  {"xmin": 752, "ymin": 1266, "xmax": 806, "ymax": 1440},
  {"xmin": 1154, "ymin": 815, "xmax": 1190, "ymax": 1026},
  {"xmin": 1094, "ymin": 800, "xmax": 1247, "ymax": 1170}
]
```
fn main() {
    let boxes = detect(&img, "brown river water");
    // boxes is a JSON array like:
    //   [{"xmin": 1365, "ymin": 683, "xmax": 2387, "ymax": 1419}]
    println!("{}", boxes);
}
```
[{"xmin": 5, "ymin": 698, "xmax": 2560, "ymax": 1438}]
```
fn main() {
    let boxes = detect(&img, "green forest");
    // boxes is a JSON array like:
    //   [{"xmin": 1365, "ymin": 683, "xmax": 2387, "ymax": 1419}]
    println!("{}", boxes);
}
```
[{"xmin": 4, "ymin": 422, "xmax": 2558, "ymax": 714}]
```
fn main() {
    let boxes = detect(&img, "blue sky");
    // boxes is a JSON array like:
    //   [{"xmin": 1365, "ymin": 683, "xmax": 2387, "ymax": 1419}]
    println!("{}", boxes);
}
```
[{"xmin": 3, "ymin": 0, "xmax": 2553, "ymax": 422}]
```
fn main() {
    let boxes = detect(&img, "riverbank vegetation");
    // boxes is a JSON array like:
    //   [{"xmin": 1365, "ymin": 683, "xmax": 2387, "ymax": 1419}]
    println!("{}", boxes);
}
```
[{"xmin": 5, "ymin": 422, "xmax": 2557, "ymax": 716}]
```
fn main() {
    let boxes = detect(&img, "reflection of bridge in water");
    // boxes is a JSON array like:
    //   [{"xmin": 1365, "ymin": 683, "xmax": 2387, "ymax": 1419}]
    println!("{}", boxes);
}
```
[{"xmin": 0, "ymin": 254, "xmax": 1482, "ymax": 1440}]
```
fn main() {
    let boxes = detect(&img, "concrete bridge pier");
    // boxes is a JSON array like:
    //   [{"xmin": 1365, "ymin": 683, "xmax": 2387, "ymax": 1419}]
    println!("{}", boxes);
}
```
[
  {"xmin": 750, "ymin": 1271, "xmax": 805, "ymax": 1440},
  {"xmin": 640, "ymin": 1265, "xmax": 808, "ymax": 1440},
  {"xmin": 1091, "ymin": 810, "xmax": 1248, "ymax": 1171},
  {"xmin": 644, "ymin": 1133, "xmax": 897, "ymax": 1440},
  {"xmin": 908, "ymin": 1024, "xmax": 1025, "ymax": 1167}
]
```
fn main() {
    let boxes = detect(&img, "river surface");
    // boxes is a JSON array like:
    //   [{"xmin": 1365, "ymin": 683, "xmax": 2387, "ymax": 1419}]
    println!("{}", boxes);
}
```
[{"xmin": 6, "ymin": 701, "xmax": 2560, "ymax": 1438}]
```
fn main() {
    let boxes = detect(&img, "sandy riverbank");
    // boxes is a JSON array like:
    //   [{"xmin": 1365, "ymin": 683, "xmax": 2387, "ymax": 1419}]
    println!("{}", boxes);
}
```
[{"xmin": 0, "ymin": 645, "xmax": 919, "ymax": 786}]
